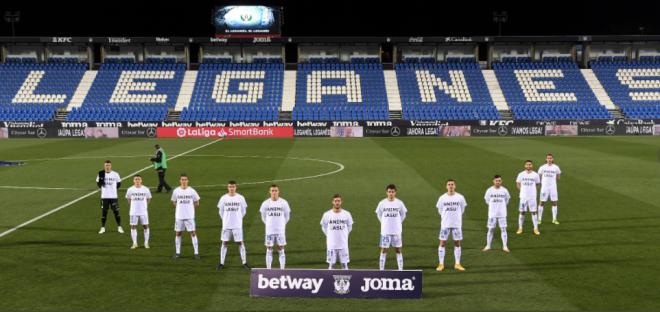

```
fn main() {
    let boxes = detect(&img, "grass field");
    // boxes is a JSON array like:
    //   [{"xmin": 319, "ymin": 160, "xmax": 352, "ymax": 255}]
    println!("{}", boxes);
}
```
[{"xmin": 1, "ymin": 137, "xmax": 660, "ymax": 312}]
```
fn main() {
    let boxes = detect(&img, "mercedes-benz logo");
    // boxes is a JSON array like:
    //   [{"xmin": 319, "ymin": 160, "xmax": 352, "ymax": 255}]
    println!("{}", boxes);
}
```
[
  {"xmin": 390, "ymin": 126, "xmax": 401, "ymax": 137},
  {"xmin": 497, "ymin": 125, "xmax": 508, "ymax": 136},
  {"xmin": 36, "ymin": 128, "xmax": 47, "ymax": 139},
  {"xmin": 605, "ymin": 125, "xmax": 615, "ymax": 135},
  {"xmin": 146, "ymin": 127, "xmax": 157, "ymax": 138}
]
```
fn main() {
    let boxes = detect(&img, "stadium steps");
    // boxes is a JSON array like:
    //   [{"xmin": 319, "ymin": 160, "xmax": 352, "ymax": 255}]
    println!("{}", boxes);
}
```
[
  {"xmin": 278, "ymin": 111, "xmax": 292, "ymax": 121},
  {"xmin": 499, "ymin": 110, "xmax": 514, "ymax": 120},
  {"xmin": 281, "ymin": 70, "xmax": 297, "ymax": 112},
  {"xmin": 174, "ymin": 71, "xmax": 197, "ymax": 112},
  {"xmin": 389, "ymin": 110, "xmax": 402, "ymax": 119},
  {"xmin": 482, "ymin": 70, "xmax": 510, "ymax": 111},
  {"xmin": 384, "ymin": 70, "xmax": 402, "ymax": 111},
  {"xmin": 66, "ymin": 70, "xmax": 98, "ymax": 111},
  {"xmin": 581, "ymin": 69, "xmax": 618, "ymax": 110},
  {"xmin": 167, "ymin": 110, "xmax": 181, "ymax": 121},
  {"xmin": 54, "ymin": 109, "xmax": 68, "ymax": 121},
  {"xmin": 609, "ymin": 108, "xmax": 625, "ymax": 119}
]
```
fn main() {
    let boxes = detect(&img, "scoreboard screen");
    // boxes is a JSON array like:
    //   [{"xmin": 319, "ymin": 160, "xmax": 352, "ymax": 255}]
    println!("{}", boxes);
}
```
[{"xmin": 214, "ymin": 6, "xmax": 281, "ymax": 38}]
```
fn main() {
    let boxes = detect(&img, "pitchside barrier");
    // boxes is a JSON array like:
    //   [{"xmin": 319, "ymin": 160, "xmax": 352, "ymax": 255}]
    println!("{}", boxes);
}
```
[
  {"xmin": 250, "ymin": 268, "xmax": 423, "ymax": 299},
  {"xmin": 0, "ymin": 120, "xmax": 658, "ymax": 139}
]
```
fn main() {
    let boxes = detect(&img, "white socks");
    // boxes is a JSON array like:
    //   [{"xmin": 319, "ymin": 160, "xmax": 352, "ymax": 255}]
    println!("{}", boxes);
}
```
[
  {"xmin": 131, "ymin": 229, "xmax": 137, "ymax": 245},
  {"xmin": 518, "ymin": 214, "xmax": 525, "ymax": 229},
  {"xmin": 191, "ymin": 236, "xmax": 199, "ymax": 255},
  {"xmin": 552, "ymin": 206, "xmax": 558, "ymax": 221},
  {"xmin": 220, "ymin": 245, "xmax": 228, "ymax": 265},
  {"xmin": 532, "ymin": 213, "xmax": 539, "ymax": 230},
  {"xmin": 175, "ymin": 236, "xmax": 181, "ymax": 254},
  {"xmin": 538, "ymin": 205, "xmax": 544, "ymax": 221},
  {"xmin": 486, "ymin": 228, "xmax": 494, "ymax": 248},
  {"xmin": 144, "ymin": 229, "xmax": 149, "ymax": 245},
  {"xmin": 438, "ymin": 246, "xmax": 445, "ymax": 265},
  {"xmin": 278, "ymin": 249, "xmax": 286, "ymax": 269},
  {"xmin": 379, "ymin": 252, "xmax": 386, "ymax": 270},
  {"xmin": 239, "ymin": 244, "xmax": 247, "ymax": 264},
  {"xmin": 501, "ymin": 228, "xmax": 508, "ymax": 248},
  {"xmin": 396, "ymin": 253, "xmax": 404, "ymax": 271},
  {"xmin": 454, "ymin": 247, "xmax": 462, "ymax": 264},
  {"xmin": 266, "ymin": 249, "xmax": 273, "ymax": 269}
]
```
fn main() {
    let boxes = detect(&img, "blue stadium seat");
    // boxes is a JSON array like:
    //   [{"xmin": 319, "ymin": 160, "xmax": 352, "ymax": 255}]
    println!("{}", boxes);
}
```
[
  {"xmin": 292, "ymin": 63, "xmax": 389, "ymax": 121},
  {"xmin": 0, "ymin": 63, "xmax": 87, "ymax": 121},
  {"xmin": 396, "ymin": 62, "xmax": 499, "ymax": 120},
  {"xmin": 591, "ymin": 60, "xmax": 660, "ymax": 119},
  {"xmin": 494, "ymin": 61, "xmax": 611, "ymax": 120}
]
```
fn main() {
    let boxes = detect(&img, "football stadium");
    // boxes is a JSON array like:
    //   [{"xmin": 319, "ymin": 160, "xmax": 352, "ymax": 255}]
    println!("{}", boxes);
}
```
[{"xmin": 1, "ymin": 1, "xmax": 660, "ymax": 311}]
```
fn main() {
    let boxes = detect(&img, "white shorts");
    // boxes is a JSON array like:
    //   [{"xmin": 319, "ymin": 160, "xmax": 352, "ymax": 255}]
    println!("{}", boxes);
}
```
[
  {"xmin": 327, "ymin": 248, "xmax": 350, "ymax": 264},
  {"xmin": 487, "ymin": 217, "xmax": 507, "ymax": 229},
  {"xmin": 265, "ymin": 233, "xmax": 287, "ymax": 247},
  {"xmin": 540, "ymin": 188, "xmax": 559, "ymax": 202},
  {"xmin": 519, "ymin": 198, "xmax": 538, "ymax": 212},
  {"xmin": 221, "ymin": 228, "xmax": 244, "ymax": 242},
  {"xmin": 174, "ymin": 219, "xmax": 196, "ymax": 232},
  {"xmin": 379, "ymin": 234, "xmax": 403, "ymax": 248},
  {"xmin": 439, "ymin": 228, "xmax": 463, "ymax": 241},
  {"xmin": 129, "ymin": 215, "xmax": 149, "ymax": 226}
]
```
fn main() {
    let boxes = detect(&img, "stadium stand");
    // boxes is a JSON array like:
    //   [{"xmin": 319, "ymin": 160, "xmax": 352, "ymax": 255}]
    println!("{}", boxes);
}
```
[
  {"xmin": 396, "ymin": 62, "xmax": 500, "ymax": 120},
  {"xmin": 494, "ymin": 61, "xmax": 611, "ymax": 120},
  {"xmin": 591, "ymin": 61, "xmax": 660, "ymax": 119},
  {"xmin": 292, "ymin": 63, "xmax": 389, "ymax": 121},
  {"xmin": 66, "ymin": 63, "xmax": 185, "ymax": 121},
  {"xmin": 181, "ymin": 63, "xmax": 284, "ymax": 121},
  {"xmin": 0, "ymin": 63, "xmax": 87, "ymax": 121}
]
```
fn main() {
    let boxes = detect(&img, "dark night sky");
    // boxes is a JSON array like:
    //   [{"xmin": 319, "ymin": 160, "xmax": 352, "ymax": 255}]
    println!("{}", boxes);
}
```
[{"xmin": 1, "ymin": 0, "xmax": 659, "ymax": 37}]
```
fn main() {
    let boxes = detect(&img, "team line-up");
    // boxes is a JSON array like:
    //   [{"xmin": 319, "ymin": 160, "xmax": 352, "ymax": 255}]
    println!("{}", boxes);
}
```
[{"xmin": 94, "ymin": 154, "xmax": 561, "ymax": 272}]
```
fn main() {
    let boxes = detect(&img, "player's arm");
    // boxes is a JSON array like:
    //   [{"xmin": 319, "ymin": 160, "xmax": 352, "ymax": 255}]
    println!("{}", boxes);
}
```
[
  {"xmin": 194, "ymin": 200, "xmax": 200, "ymax": 209},
  {"xmin": 484, "ymin": 189, "xmax": 490, "ymax": 205},
  {"xmin": 125, "ymin": 191, "xmax": 131, "ymax": 205},
  {"xmin": 505, "ymin": 189, "xmax": 511, "ymax": 205},
  {"xmin": 347, "ymin": 214, "xmax": 354, "ymax": 233},
  {"xmin": 461, "ymin": 197, "xmax": 467, "ymax": 214},
  {"xmin": 259, "ymin": 202, "xmax": 267, "ymax": 224},
  {"xmin": 283, "ymin": 202, "xmax": 291, "ymax": 223},
  {"xmin": 375, "ymin": 204, "xmax": 382, "ymax": 222},
  {"xmin": 193, "ymin": 191, "xmax": 200, "ymax": 209},
  {"xmin": 320, "ymin": 216, "xmax": 328, "ymax": 235},
  {"xmin": 241, "ymin": 198, "xmax": 248, "ymax": 218},
  {"xmin": 96, "ymin": 171, "xmax": 105, "ymax": 188},
  {"xmin": 217, "ymin": 199, "xmax": 225, "ymax": 218},
  {"xmin": 150, "ymin": 150, "xmax": 162, "ymax": 163},
  {"xmin": 399, "ymin": 204, "xmax": 407, "ymax": 222}
]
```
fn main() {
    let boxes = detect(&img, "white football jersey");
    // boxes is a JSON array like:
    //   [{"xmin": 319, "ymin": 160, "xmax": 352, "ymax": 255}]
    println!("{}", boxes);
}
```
[
  {"xmin": 259, "ymin": 198, "xmax": 291, "ymax": 235},
  {"xmin": 375, "ymin": 198, "xmax": 407, "ymax": 235},
  {"xmin": 516, "ymin": 170, "xmax": 540, "ymax": 199},
  {"xmin": 125, "ymin": 185, "xmax": 152, "ymax": 216},
  {"xmin": 171, "ymin": 187, "xmax": 200, "ymax": 220},
  {"xmin": 436, "ymin": 192, "xmax": 467, "ymax": 228},
  {"xmin": 96, "ymin": 171, "xmax": 121, "ymax": 199},
  {"xmin": 217, "ymin": 193, "xmax": 247, "ymax": 229},
  {"xmin": 484, "ymin": 186, "xmax": 510, "ymax": 218},
  {"xmin": 538, "ymin": 164, "xmax": 561, "ymax": 189},
  {"xmin": 321, "ymin": 209, "xmax": 354, "ymax": 250}
]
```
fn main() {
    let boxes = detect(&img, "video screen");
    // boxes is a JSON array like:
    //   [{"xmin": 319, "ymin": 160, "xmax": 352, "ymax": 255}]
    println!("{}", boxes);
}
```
[{"xmin": 214, "ymin": 6, "xmax": 281, "ymax": 37}]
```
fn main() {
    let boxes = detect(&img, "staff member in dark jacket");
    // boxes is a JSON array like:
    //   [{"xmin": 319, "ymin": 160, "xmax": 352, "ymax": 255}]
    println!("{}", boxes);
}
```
[{"xmin": 150, "ymin": 144, "xmax": 172, "ymax": 193}]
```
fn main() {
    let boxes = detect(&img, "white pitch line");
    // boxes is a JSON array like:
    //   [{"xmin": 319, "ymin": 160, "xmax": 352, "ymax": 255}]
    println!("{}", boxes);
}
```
[
  {"xmin": 0, "ymin": 186, "xmax": 89, "ymax": 191},
  {"xmin": 0, "ymin": 139, "xmax": 223, "ymax": 239}
]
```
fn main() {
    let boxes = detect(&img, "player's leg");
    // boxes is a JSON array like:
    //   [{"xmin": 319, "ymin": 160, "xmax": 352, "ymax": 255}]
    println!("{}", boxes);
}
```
[
  {"xmin": 130, "ymin": 216, "xmax": 138, "ymax": 249},
  {"xmin": 437, "ymin": 228, "xmax": 449, "ymax": 271},
  {"xmin": 394, "ymin": 235, "xmax": 403, "ymax": 271},
  {"xmin": 142, "ymin": 215, "xmax": 150, "ymax": 248},
  {"xmin": 551, "ymin": 189, "xmax": 559, "ymax": 224},
  {"xmin": 219, "ymin": 229, "xmax": 230, "ymax": 267},
  {"xmin": 339, "ymin": 249, "xmax": 349, "ymax": 270},
  {"xmin": 277, "ymin": 234, "xmax": 287, "ymax": 269},
  {"xmin": 539, "ymin": 189, "xmax": 548, "ymax": 223},
  {"xmin": 99, "ymin": 199, "xmax": 109, "ymax": 233},
  {"xmin": 453, "ymin": 229, "xmax": 465, "ymax": 271},
  {"xmin": 499, "ymin": 218, "xmax": 509, "ymax": 252},
  {"xmin": 190, "ymin": 222, "xmax": 200, "ymax": 259},
  {"xmin": 484, "ymin": 218, "xmax": 495, "ymax": 251},
  {"xmin": 161, "ymin": 169, "xmax": 172, "ymax": 192},
  {"xmin": 379, "ymin": 235, "xmax": 390, "ymax": 270},
  {"xmin": 327, "ymin": 249, "xmax": 336, "ymax": 270},
  {"xmin": 234, "ymin": 229, "xmax": 248, "ymax": 267},
  {"xmin": 517, "ymin": 201, "xmax": 526, "ymax": 234},
  {"xmin": 529, "ymin": 199, "xmax": 540, "ymax": 235},
  {"xmin": 110, "ymin": 199, "xmax": 123, "ymax": 233},
  {"xmin": 265, "ymin": 235, "xmax": 274, "ymax": 269},
  {"xmin": 173, "ymin": 221, "xmax": 183, "ymax": 259}
]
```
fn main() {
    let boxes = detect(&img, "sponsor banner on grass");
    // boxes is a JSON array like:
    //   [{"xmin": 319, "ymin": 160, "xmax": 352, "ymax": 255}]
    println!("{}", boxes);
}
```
[
  {"xmin": 156, "ymin": 127, "xmax": 294, "ymax": 138},
  {"xmin": 250, "ymin": 269, "xmax": 422, "ymax": 299}
]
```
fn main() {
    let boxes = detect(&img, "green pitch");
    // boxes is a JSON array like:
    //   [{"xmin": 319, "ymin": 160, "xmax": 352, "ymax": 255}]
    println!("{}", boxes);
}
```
[{"xmin": 1, "ymin": 137, "xmax": 659, "ymax": 311}]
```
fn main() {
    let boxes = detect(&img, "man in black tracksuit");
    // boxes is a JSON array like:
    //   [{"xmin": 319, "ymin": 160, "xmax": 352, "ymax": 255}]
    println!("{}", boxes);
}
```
[{"xmin": 150, "ymin": 144, "xmax": 172, "ymax": 193}]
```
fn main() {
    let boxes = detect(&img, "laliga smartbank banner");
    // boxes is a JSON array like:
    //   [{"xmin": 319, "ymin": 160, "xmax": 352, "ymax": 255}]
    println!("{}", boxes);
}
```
[
  {"xmin": 250, "ymin": 269, "xmax": 422, "ymax": 299},
  {"xmin": 157, "ymin": 127, "xmax": 294, "ymax": 138}
]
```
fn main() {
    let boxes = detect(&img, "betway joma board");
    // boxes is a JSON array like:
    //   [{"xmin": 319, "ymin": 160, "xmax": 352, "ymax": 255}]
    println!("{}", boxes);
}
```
[{"xmin": 251, "ymin": 269, "xmax": 422, "ymax": 299}]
